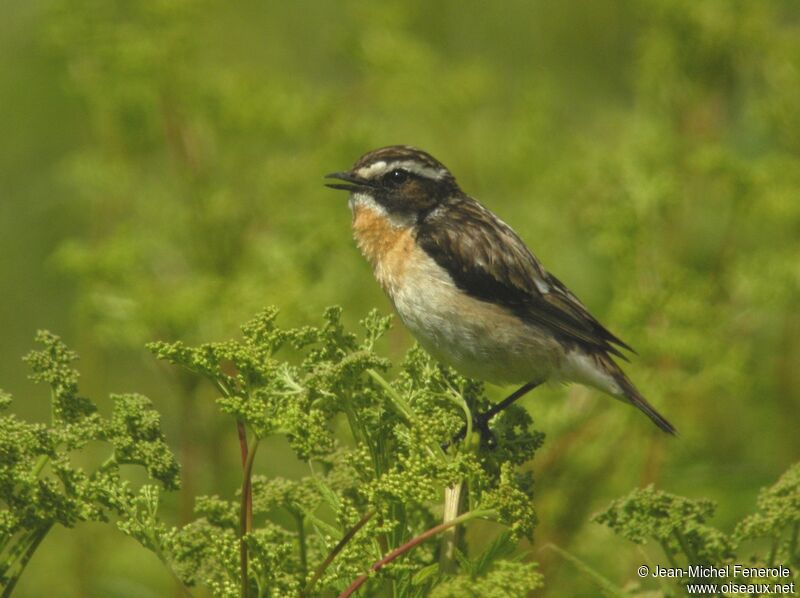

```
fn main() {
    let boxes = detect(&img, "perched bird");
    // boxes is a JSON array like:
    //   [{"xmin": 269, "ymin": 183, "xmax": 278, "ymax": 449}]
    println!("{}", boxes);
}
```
[{"xmin": 326, "ymin": 145, "xmax": 675, "ymax": 435}]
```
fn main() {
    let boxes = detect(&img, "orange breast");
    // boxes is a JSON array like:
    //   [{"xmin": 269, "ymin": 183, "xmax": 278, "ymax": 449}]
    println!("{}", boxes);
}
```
[{"xmin": 351, "ymin": 204, "xmax": 415, "ymax": 295}]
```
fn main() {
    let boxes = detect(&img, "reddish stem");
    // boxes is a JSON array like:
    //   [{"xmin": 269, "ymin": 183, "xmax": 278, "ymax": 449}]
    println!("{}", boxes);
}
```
[
  {"xmin": 237, "ymin": 421, "xmax": 253, "ymax": 530},
  {"xmin": 337, "ymin": 510, "xmax": 488, "ymax": 598},
  {"xmin": 304, "ymin": 510, "xmax": 375, "ymax": 596},
  {"xmin": 237, "ymin": 420, "xmax": 248, "ymax": 466},
  {"xmin": 238, "ymin": 425, "xmax": 258, "ymax": 598}
]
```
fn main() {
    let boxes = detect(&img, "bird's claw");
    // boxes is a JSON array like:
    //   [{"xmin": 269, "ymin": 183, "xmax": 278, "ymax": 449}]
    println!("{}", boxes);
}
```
[
  {"xmin": 444, "ymin": 411, "xmax": 497, "ymax": 450},
  {"xmin": 473, "ymin": 412, "xmax": 498, "ymax": 449}
]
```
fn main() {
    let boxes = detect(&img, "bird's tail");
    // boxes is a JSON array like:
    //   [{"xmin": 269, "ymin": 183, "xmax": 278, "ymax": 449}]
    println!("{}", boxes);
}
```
[{"xmin": 602, "ymin": 356, "xmax": 677, "ymax": 435}]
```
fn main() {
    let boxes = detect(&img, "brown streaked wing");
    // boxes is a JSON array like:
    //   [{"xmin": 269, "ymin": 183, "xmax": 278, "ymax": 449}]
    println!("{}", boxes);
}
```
[{"xmin": 415, "ymin": 197, "xmax": 634, "ymax": 358}]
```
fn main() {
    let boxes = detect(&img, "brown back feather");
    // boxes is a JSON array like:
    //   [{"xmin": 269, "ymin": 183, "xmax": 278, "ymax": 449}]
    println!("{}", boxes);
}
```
[{"xmin": 416, "ymin": 196, "xmax": 634, "ymax": 359}]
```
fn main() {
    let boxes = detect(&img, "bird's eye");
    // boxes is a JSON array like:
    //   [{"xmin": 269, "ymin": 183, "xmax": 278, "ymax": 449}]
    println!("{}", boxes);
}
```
[{"xmin": 386, "ymin": 169, "xmax": 409, "ymax": 185}]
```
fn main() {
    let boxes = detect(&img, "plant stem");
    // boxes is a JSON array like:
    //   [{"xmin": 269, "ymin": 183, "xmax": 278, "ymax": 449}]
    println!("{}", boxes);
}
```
[
  {"xmin": 543, "ymin": 543, "xmax": 627, "ymax": 598},
  {"xmin": 337, "ymin": 509, "xmax": 494, "ymax": 598},
  {"xmin": 304, "ymin": 511, "xmax": 375, "ymax": 597},
  {"xmin": 2, "ymin": 523, "xmax": 52, "ymax": 598},
  {"xmin": 658, "ymin": 540, "xmax": 680, "ymax": 570},
  {"xmin": 366, "ymin": 369, "xmax": 414, "ymax": 423},
  {"xmin": 239, "ymin": 432, "xmax": 259, "ymax": 598},
  {"xmin": 2, "ymin": 526, "xmax": 46, "ymax": 580},
  {"xmin": 767, "ymin": 537, "xmax": 778, "ymax": 568},
  {"xmin": 31, "ymin": 454, "xmax": 49, "ymax": 477},
  {"xmin": 237, "ymin": 420, "xmax": 249, "ymax": 466},
  {"xmin": 294, "ymin": 510, "xmax": 308, "ymax": 587},
  {"xmin": 366, "ymin": 369, "xmax": 446, "ymax": 462},
  {"xmin": 439, "ymin": 482, "xmax": 464, "ymax": 574},
  {"xmin": 144, "ymin": 526, "xmax": 196, "ymax": 598},
  {"xmin": 674, "ymin": 530, "xmax": 699, "ymax": 566},
  {"xmin": 237, "ymin": 421, "xmax": 253, "ymax": 532}
]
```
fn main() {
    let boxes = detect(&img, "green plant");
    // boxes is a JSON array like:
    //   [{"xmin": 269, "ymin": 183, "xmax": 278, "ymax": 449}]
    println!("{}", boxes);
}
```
[
  {"xmin": 15, "ymin": 2, "xmax": 797, "ymax": 593},
  {"xmin": 588, "ymin": 464, "xmax": 799, "ymax": 595},
  {"xmin": 735, "ymin": 463, "xmax": 800, "ymax": 571},
  {"xmin": 138, "ymin": 306, "xmax": 544, "ymax": 597},
  {"xmin": 0, "ymin": 332, "xmax": 180, "ymax": 595},
  {"xmin": 5, "ymin": 310, "xmax": 796, "ymax": 597},
  {"xmin": 1, "ymin": 308, "xmax": 544, "ymax": 597}
]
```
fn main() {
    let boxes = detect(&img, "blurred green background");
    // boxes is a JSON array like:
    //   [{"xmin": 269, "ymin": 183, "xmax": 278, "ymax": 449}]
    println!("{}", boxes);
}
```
[{"xmin": 2, "ymin": 0, "xmax": 799, "ymax": 595}]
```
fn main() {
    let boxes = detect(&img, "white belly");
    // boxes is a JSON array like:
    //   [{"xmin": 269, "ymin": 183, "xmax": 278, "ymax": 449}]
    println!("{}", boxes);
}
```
[{"xmin": 388, "ymin": 249, "xmax": 563, "ymax": 385}]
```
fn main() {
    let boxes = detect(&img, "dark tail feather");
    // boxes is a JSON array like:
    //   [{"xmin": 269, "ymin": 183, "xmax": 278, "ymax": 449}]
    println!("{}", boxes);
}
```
[{"xmin": 607, "ymin": 361, "xmax": 677, "ymax": 435}]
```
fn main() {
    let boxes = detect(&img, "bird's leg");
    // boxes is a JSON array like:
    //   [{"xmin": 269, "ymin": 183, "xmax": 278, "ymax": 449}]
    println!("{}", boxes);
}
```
[
  {"xmin": 481, "ymin": 381, "xmax": 541, "ymax": 422},
  {"xmin": 452, "ymin": 381, "xmax": 541, "ymax": 449}
]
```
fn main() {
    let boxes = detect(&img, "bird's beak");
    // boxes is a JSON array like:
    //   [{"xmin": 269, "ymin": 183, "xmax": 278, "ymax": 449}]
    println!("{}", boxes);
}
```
[{"xmin": 324, "ymin": 171, "xmax": 374, "ymax": 192}]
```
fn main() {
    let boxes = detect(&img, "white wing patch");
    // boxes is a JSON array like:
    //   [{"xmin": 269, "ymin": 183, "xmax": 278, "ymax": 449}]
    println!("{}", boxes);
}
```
[{"xmin": 534, "ymin": 277, "xmax": 550, "ymax": 294}]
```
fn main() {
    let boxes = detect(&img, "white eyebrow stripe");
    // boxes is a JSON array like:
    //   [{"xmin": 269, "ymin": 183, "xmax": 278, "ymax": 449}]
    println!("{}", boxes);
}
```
[
  {"xmin": 356, "ymin": 160, "xmax": 387, "ymax": 178},
  {"xmin": 356, "ymin": 159, "xmax": 447, "ymax": 181}
]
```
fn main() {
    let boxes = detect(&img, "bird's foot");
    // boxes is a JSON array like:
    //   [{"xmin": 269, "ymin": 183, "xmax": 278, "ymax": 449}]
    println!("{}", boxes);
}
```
[
  {"xmin": 447, "ymin": 411, "xmax": 497, "ymax": 450},
  {"xmin": 472, "ymin": 411, "xmax": 498, "ymax": 449},
  {"xmin": 444, "ymin": 382, "xmax": 542, "ymax": 451}
]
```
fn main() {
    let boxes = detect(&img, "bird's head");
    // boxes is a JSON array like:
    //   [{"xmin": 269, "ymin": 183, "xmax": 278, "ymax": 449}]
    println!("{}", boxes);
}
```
[{"xmin": 326, "ymin": 146, "xmax": 460, "ymax": 222}]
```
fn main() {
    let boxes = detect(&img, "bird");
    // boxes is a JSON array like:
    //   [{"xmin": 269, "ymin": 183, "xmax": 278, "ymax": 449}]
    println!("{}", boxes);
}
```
[{"xmin": 325, "ymin": 145, "xmax": 676, "ymax": 436}]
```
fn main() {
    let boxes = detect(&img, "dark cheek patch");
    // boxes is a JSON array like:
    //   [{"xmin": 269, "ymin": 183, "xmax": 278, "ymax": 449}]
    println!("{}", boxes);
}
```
[
  {"xmin": 372, "ymin": 178, "xmax": 455, "ymax": 217},
  {"xmin": 373, "ymin": 183, "xmax": 427, "ymax": 214},
  {"xmin": 405, "ymin": 181, "xmax": 428, "ymax": 205}
]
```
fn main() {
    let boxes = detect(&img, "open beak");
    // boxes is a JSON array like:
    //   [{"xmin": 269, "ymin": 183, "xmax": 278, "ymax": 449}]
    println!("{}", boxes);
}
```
[{"xmin": 324, "ymin": 171, "xmax": 374, "ymax": 192}]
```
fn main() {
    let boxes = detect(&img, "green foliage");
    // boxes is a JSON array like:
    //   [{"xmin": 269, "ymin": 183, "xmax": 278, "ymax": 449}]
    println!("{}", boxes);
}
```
[
  {"xmin": 0, "ymin": 332, "xmax": 180, "ymax": 594},
  {"xmin": 138, "ymin": 307, "xmax": 543, "ymax": 596},
  {"xmin": 594, "ymin": 486, "xmax": 734, "ymax": 568},
  {"xmin": 594, "ymin": 464, "xmax": 799, "ymax": 593},
  {"xmin": 3, "ymin": 0, "xmax": 800, "ymax": 595},
  {"xmin": 428, "ymin": 560, "xmax": 543, "ymax": 598},
  {"xmin": 735, "ymin": 463, "xmax": 800, "ymax": 569},
  {"xmin": 428, "ymin": 532, "xmax": 543, "ymax": 597}
]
